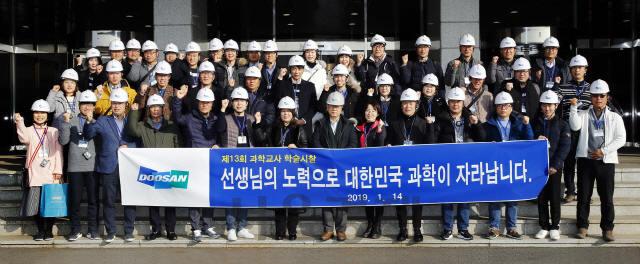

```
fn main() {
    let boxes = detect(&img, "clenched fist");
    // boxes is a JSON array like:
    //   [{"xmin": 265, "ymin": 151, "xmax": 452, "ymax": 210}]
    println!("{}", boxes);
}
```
[
  {"xmin": 536, "ymin": 70, "xmax": 542, "ymax": 80},
  {"xmin": 367, "ymin": 88, "xmax": 374, "ymax": 96},
  {"xmin": 570, "ymin": 98, "xmax": 579, "ymax": 106},
  {"xmin": 555, "ymin": 76, "xmax": 561, "ymax": 84},
  {"xmin": 13, "ymin": 113, "xmax": 22, "ymax": 122},
  {"xmin": 278, "ymin": 68, "xmax": 288, "ymax": 79},
  {"xmin": 62, "ymin": 112, "xmax": 71, "ymax": 122},
  {"xmin": 228, "ymin": 78, "xmax": 236, "ymax": 87},
  {"xmin": 96, "ymin": 85, "xmax": 104, "ymax": 98},
  {"xmin": 254, "ymin": 112, "xmax": 261, "ymax": 123},
  {"xmin": 221, "ymin": 99, "xmax": 229, "ymax": 111},
  {"xmin": 469, "ymin": 115, "xmax": 478, "ymax": 124},
  {"xmin": 506, "ymin": 82, "xmax": 513, "ymax": 91},
  {"xmin": 140, "ymin": 84, "xmax": 149, "ymax": 95},
  {"xmin": 257, "ymin": 63, "xmax": 263, "ymax": 71},
  {"xmin": 52, "ymin": 85, "xmax": 61, "ymax": 92},
  {"xmin": 492, "ymin": 56, "xmax": 499, "ymax": 63},
  {"xmin": 521, "ymin": 115, "xmax": 530, "ymax": 125},
  {"xmin": 324, "ymin": 84, "xmax": 331, "ymax": 92},
  {"xmin": 402, "ymin": 54, "xmax": 409, "ymax": 66},
  {"xmin": 176, "ymin": 88, "xmax": 187, "ymax": 99},
  {"xmin": 131, "ymin": 103, "xmax": 139, "ymax": 110},
  {"xmin": 96, "ymin": 65, "xmax": 103, "ymax": 75},
  {"xmin": 357, "ymin": 54, "xmax": 365, "ymax": 65},
  {"xmin": 453, "ymin": 60, "xmax": 461, "ymax": 69}
]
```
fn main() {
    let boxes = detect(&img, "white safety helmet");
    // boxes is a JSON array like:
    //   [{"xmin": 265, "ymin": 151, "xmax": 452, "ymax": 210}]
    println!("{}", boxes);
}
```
[
  {"xmin": 86, "ymin": 48, "xmax": 101, "ymax": 59},
  {"xmin": 79, "ymin": 90, "xmax": 97, "ymax": 103},
  {"xmin": 569, "ymin": 55, "xmax": 588, "ymax": 67},
  {"xmin": 196, "ymin": 88, "xmax": 215, "ymax": 102},
  {"xmin": 539, "ymin": 91, "xmax": 559, "ymax": 104},
  {"xmin": 208, "ymin": 38, "xmax": 224, "ymax": 51},
  {"xmin": 512, "ymin": 58, "xmax": 531, "ymax": 71},
  {"xmin": 230, "ymin": 87, "xmax": 249, "ymax": 100},
  {"xmin": 590, "ymin": 79, "xmax": 610, "ymax": 94},
  {"xmin": 468, "ymin": 64, "xmax": 486, "ymax": 79},
  {"xmin": 459, "ymin": 34, "xmax": 476, "ymax": 46},
  {"xmin": 370, "ymin": 34, "xmax": 386, "ymax": 47},
  {"xmin": 542, "ymin": 37, "xmax": 560, "ymax": 47},
  {"xmin": 288, "ymin": 55, "xmax": 305, "ymax": 67},
  {"xmin": 223, "ymin": 39, "xmax": 239, "ymax": 50},
  {"xmin": 109, "ymin": 88, "xmax": 129, "ymax": 103},
  {"xmin": 61, "ymin": 69, "xmax": 79, "ymax": 81},
  {"xmin": 198, "ymin": 61, "xmax": 215, "ymax": 72},
  {"xmin": 337, "ymin": 45, "xmax": 352, "ymax": 56},
  {"xmin": 263, "ymin": 40, "xmax": 278, "ymax": 52},
  {"xmin": 447, "ymin": 87, "xmax": 466, "ymax": 101},
  {"xmin": 126, "ymin": 39, "xmax": 141, "ymax": 50},
  {"xmin": 164, "ymin": 43, "xmax": 179, "ymax": 54},
  {"xmin": 106, "ymin": 60, "xmax": 124, "ymax": 72},
  {"xmin": 185, "ymin": 42, "xmax": 201, "ymax": 53},
  {"xmin": 331, "ymin": 64, "xmax": 349, "ymax": 76},
  {"xmin": 141, "ymin": 40, "xmax": 159, "ymax": 51},
  {"xmin": 303, "ymin": 39, "xmax": 319, "ymax": 50},
  {"xmin": 499, "ymin": 37, "xmax": 516, "ymax": 48},
  {"xmin": 154, "ymin": 61, "xmax": 172, "ymax": 75},
  {"xmin": 421, "ymin": 73, "xmax": 438, "ymax": 86},
  {"xmin": 246, "ymin": 41, "xmax": 262, "ymax": 51},
  {"xmin": 278, "ymin": 96, "xmax": 296, "ymax": 109},
  {"xmin": 415, "ymin": 35, "xmax": 432, "ymax": 47},
  {"xmin": 245, "ymin": 66, "xmax": 261, "ymax": 78},
  {"xmin": 147, "ymin": 94, "xmax": 165, "ymax": 107},
  {"xmin": 400, "ymin": 89, "xmax": 420, "ymax": 101},
  {"xmin": 31, "ymin": 99, "xmax": 51, "ymax": 112},
  {"xmin": 495, "ymin": 91, "xmax": 514, "ymax": 105},
  {"xmin": 377, "ymin": 73, "xmax": 394, "ymax": 86},
  {"xmin": 326, "ymin": 91, "xmax": 345, "ymax": 106},
  {"xmin": 109, "ymin": 39, "xmax": 125, "ymax": 51}
]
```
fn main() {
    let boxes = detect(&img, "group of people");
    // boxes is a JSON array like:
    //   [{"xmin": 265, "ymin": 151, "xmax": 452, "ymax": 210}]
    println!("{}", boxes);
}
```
[{"xmin": 15, "ymin": 33, "xmax": 625, "ymax": 243}]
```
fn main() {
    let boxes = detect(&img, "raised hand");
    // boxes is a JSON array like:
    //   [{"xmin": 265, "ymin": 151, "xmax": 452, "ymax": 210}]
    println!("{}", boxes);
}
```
[
  {"xmin": 402, "ymin": 54, "xmax": 409, "ymax": 66},
  {"xmin": 279, "ymin": 68, "xmax": 288, "ymax": 79},
  {"xmin": 453, "ymin": 59, "xmax": 461, "ymax": 69},
  {"xmin": 469, "ymin": 115, "xmax": 478, "ymax": 124},
  {"xmin": 254, "ymin": 112, "xmax": 261, "ymax": 124},
  {"xmin": 506, "ymin": 82, "xmax": 513, "ymax": 91},
  {"xmin": 140, "ymin": 84, "xmax": 149, "ymax": 95},
  {"xmin": 131, "ymin": 103, "xmax": 139, "ymax": 111},
  {"xmin": 492, "ymin": 56, "xmax": 499, "ymax": 63},
  {"xmin": 522, "ymin": 115, "xmax": 530, "ymax": 125},
  {"xmin": 96, "ymin": 65, "xmax": 103, "ymax": 75},
  {"xmin": 357, "ymin": 54, "xmax": 365, "ymax": 65},
  {"xmin": 324, "ymin": 84, "xmax": 331, "ymax": 91},
  {"xmin": 13, "ymin": 113, "xmax": 22, "ymax": 122},
  {"xmin": 96, "ymin": 85, "xmax": 104, "ymax": 98},
  {"xmin": 52, "ymin": 85, "xmax": 61, "ymax": 92},
  {"xmin": 570, "ymin": 98, "xmax": 578, "ymax": 106},
  {"xmin": 221, "ymin": 99, "xmax": 229, "ymax": 111},
  {"xmin": 228, "ymin": 78, "xmax": 236, "ymax": 87},
  {"xmin": 63, "ymin": 112, "xmax": 71, "ymax": 122}
]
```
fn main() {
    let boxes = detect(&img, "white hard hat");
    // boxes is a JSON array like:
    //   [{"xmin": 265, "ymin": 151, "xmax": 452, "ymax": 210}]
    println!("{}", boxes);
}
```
[
  {"xmin": 185, "ymin": 42, "xmax": 201, "ymax": 53},
  {"xmin": 459, "ymin": 34, "xmax": 476, "ymax": 46},
  {"xmin": 326, "ymin": 91, "xmax": 345, "ymax": 106},
  {"xmin": 569, "ymin": 55, "xmax": 588, "ymax": 67},
  {"xmin": 377, "ymin": 73, "xmax": 394, "ymax": 86},
  {"xmin": 495, "ymin": 91, "xmax": 514, "ymax": 104},
  {"xmin": 230, "ymin": 87, "xmax": 249, "ymax": 100},
  {"xmin": 370, "ymin": 34, "xmax": 386, "ymax": 46},
  {"xmin": 421, "ymin": 73, "xmax": 438, "ymax": 86},
  {"xmin": 245, "ymin": 66, "xmax": 261, "ymax": 78},
  {"xmin": 86, "ymin": 48, "xmax": 101, "ymax": 59},
  {"xmin": 79, "ymin": 90, "xmax": 97, "ymax": 103},
  {"xmin": 126, "ymin": 39, "xmax": 141, "ymax": 50},
  {"xmin": 262, "ymin": 40, "xmax": 278, "ymax": 52},
  {"xmin": 468, "ymin": 64, "xmax": 486, "ymax": 79},
  {"xmin": 198, "ymin": 61, "xmax": 215, "ymax": 72},
  {"xmin": 539, "ymin": 91, "xmax": 559, "ymax": 104},
  {"xmin": 590, "ymin": 79, "xmax": 610, "ymax": 94},
  {"xmin": 447, "ymin": 87, "xmax": 466, "ymax": 101},
  {"xmin": 141, "ymin": 40, "xmax": 159, "ymax": 51},
  {"xmin": 109, "ymin": 39, "xmax": 125, "ymax": 51},
  {"xmin": 223, "ymin": 39, "xmax": 239, "ymax": 50},
  {"xmin": 512, "ymin": 58, "xmax": 531, "ymax": 71},
  {"xmin": 278, "ymin": 97, "xmax": 296, "ymax": 109},
  {"xmin": 499, "ymin": 37, "xmax": 516, "ymax": 48},
  {"xmin": 106, "ymin": 60, "xmax": 124, "ymax": 72},
  {"xmin": 401, "ymin": 89, "xmax": 420, "ymax": 101},
  {"xmin": 196, "ymin": 88, "xmax": 215, "ymax": 102},
  {"xmin": 154, "ymin": 61, "xmax": 172, "ymax": 75},
  {"xmin": 415, "ymin": 35, "xmax": 432, "ymax": 47},
  {"xmin": 147, "ymin": 94, "xmax": 165, "ymax": 107},
  {"xmin": 288, "ymin": 55, "xmax": 305, "ymax": 67},
  {"xmin": 331, "ymin": 64, "xmax": 349, "ymax": 76},
  {"xmin": 31, "ymin": 99, "xmax": 51, "ymax": 112},
  {"xmin": 542, "ymin": 37, "xmax": 560, "ymax": 47},
  {"xmin": 164, "ymin": 43, "xmax": 179, "ymax": 54},
  {"xmin": 337, "ymin": 45, "xmax": 352, "ymax": 56},
  {"xmin": 61, "ymin": 69, "xmax": 79, "ymax": 81},
  {"xmin": 247, "ymin": 41, "xmax": 262, "ymax": 51},
  {"xmin": 208, "ymin": 38, "xmax": 224, "ymax": 51},
  {"xmin": 109, "ymin": 88, "xmax": 129, "ymax": 103},
  {"xmin": 303, "ymin": 39, "xmax": 319, "ymax": 50}
]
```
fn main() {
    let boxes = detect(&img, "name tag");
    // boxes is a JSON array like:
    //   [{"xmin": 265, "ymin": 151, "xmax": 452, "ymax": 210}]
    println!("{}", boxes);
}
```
[
  {"xmin": 522, "ymin": 105, "xmax": 527, "ymax": 113},
  {"xmin": 38, "ymin": 150, "xmax": 49, "ymax": 158},
  {"xmin": 546, "ymin": 82, "xmax": 554, "ymax": 89},
  {"xmin": 593, "ymin": 130, "xmax": 604, "ymax": 137},
  {"xmin": 577, "ymin": 101, "xmax": 584, "ymax": 107},
  {"xmin": 403, "ymin": 140, "xmax": 413, "ymax": 145},
  {"xmin": 469, "ymin": 105, "xmax": 477, "ymax": 112},
  {"xmin": 267, "ymin": 83, "xmax": 272, "ymax": 90},
  {"xmin": 464, "ymin": 77, "xmax": 470, "ymax": 86},
  {"xmin": 150, "ymin": 79, "xmax": 158, "ymax": 86},
  {"xmin": 78, "ymin": 140, "xmax": 89, "ymax": 148},
  {"xmin": 374, "ymin": 75, "xmax": 378, "ymax": 82},
  {"xmin": 238, "ymin": 136, "xmax": 247, "ymax": 144}
]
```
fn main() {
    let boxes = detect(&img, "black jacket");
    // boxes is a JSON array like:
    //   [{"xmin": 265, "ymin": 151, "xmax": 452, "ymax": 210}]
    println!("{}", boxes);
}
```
[
  {"xmin": 399, "ymin": 58, "xmax": 444, "ymax": 97},
  {"xmin": 416, "ymin": 95, "xmax": 448, "ymax": 120},
  {"xmin": 356, "ymin": 93, "xmax": 402, "ymax": 123},
  {"xmin": 311, "ymin": 115, "xmax": 358, "ymax": 149},
  {"xmin": 318, "ymin": 85, "xmax": 359, "ymax": 119},
  {"xmin": 384, "ymin": 115, "xmax": 432, "ymax": 146},
  {"xmin": 259, "ymin": 63, "xmax": 285, "ymax": 98},
  {"xmin": 245, "ymin": 89, "xmax": 276, "ymax": 128},
  {"xmin": 430, "ymin": 110, "xmax": 485, "ymax": 144},
  {"xmin": 254, "ymin": 123, "xmax": 308, "ymax": 148},
  {"xmin": 77, "ymin": 69, "xmax": 103, "ymax": 92},
  {"xmin": 275, "ymin": 78, "xmax": 318, "ymax": 138},
  {"xmin": 531, "ymin": 115, "xmax": 571, "ymax": 169},
  {"xmin": 356, "ymin": 121, "xmax": 387, "ymax": 148},
  {"xmin": 499, "ymin": 79, "xmax": 541, "ymax": 117},
  {"xmin": 354, "ymin": 55, "xmax": 402, "ymax": 97},
  {"xmin": 531, "ymin": 57, "xmax": 571, "ymax": 89},
  {"xmin": 182, "ymin": 86, "xmax": 223, "ymax": 116}
]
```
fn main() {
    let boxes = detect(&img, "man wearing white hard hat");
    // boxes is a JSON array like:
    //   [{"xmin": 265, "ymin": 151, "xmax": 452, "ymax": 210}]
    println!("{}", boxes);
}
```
[
  {"xmin": 94, "ymin": 60, "xmax": 137, "ymax": 117},
  {"xmin": 417, "ymin": 73, "xmax": 448, "ymax": 121},
  {"xmin": 531, "ymin": 36, "xmax": 570, "ymax": 90},
  {"xmin": 246, "ymin": 41, "xmax": 262, "ymax": 68},
  {"xmin": 133, "ymin": 61, "xmax": 182, "ymax": 121},
  {"xmin": 239, "ymin": 66, "xmax": 276, "ymax": 129},
  {"xmin": 531, "ymin": 91, "xmax": 571, "ymax": 241},
  {"xmin": 400, "ymin": 35, "xmax": 444, "ymax": 98},
  {"xmin": 125, "ymin": 39, "xmax": 142, "ymax": 65},
  {"xmin": 182, "ymin": 61, "xmax": 224, "ymax": 116},
  {"xmin": 431, "ymin": 87, "xmax": 485, "ymax": 241},
  {"xmin": 445, "ymin": 34, "xmax": 485, "ymax": 90},
  {"xmin": 354, "ymin": 34, "xmax": 402, "ymax": 97},
  {"xmin": 217, "ymin": 39, "xmax": 248, "ymax": 92},
  {"xmin": 498, "ymin": 57, "xmax": 541, "ymax": 117},
  {"xmin": 105, "ymin": 39, "xmax": 132, "ymax": 81},
  {"xmin": 128, "ymin": 40, "xmax": 160, "ymax": 94},
  {"xmin": 327, "ymin": 45, "xmax": 361, "ymax": 92},
  {"xmin": 127, "ymin": 95, "xmax": 183, "ymax": 241},
  {"xmin": 83, "ymin": 88, "xmax": 138, "ymax": 243},
  {"xmin": 488, "ymin": 37, "xmax": 518, "ymax": 95},
  {"xmin": 260, "ymin": 40, "xmax": 287, "ymax": 97},
  {"xmin": 311, "ymin": 91, "xmax": 358, "ymax": 242},
  {"xmin": 482, "ymin": 91, "xmax": 533, "ymax": 240},
  {"xmin": 318, "ymin": 64, "xmax": 360, "ymax": 120},
  {"xmin": 206, "ymin": 38, "xmax": 224, "ymax": 64},
  {"xmin": 275, "ymin": 55, "xmax": 318, "ymax": 138},
  {"xmin": 77, "ymin": 48, "xmax": 104, "ymax": 92},
  {"xmin": 162, "ymin": 42, "xmax": 188, "ymax": 88},
  {"xmin": 570, "ymin": 80, "xmax": 625, "ymax": 242},
  {"xmin": 463, "ymin": 64, "xmax": 494, "ymax": 123},
  {"xmin": 46, "ymin": 69, "xmax": 81, "ymax": 129}
]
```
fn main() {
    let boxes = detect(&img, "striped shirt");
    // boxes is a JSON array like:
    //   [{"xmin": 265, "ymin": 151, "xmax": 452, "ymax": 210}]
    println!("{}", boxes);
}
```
[{"xmin": 556, "ymin": 80, "xmax": 591, "ymax": 121}]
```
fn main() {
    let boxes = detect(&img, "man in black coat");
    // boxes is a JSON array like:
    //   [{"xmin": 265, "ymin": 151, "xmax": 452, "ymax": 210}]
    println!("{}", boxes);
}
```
[
  {"xmin": 275, "ymin": 55, "xmax": 317, "ymax": 138},
  {"xmin": 399, "ymin": 35, "xmax": 444, "ymax": 98}
]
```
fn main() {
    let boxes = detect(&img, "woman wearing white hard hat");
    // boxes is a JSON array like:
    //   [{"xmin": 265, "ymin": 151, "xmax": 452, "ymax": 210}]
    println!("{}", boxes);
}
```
[
  {"xmin": 463, "ymin": 64, "xmax": 494, "ymax": 123},
  {"xmin": 301, "ymin": 39, "xmax": 329, "ymax": 127},
  {"xmin": 531, "ymin": 36, "xmax": 570, "ymax": 90},
  {"xmin": 326, "ymin": 45, "xmax": 361, "ymax": 91},
  {"xmin": 361, "ymin": 73, "xmax": 402, "ymax": 122},
  {"xmin": 400, "ymin": 35, "xmax": 444, "ymax": 98},
  {"xmin": 46, "ymin": 69, "xmax": 81, "ymax": 128},
  {"xmin": 498, "ymin": 57, "xmax": 541, "ymax": 118},
  {"xmin": 531, "ymin": 90, "xmax": 571, "ymax": 241},
  {"xmin": 354, "ymin": 34, "xmax": 402, "ymax": 97},
  {"xmin": 94, "ymin": 60, "xmax": 137, "ymax": 117},
  {"xmin": 416, "ymin": 73, "xmax": 447, "ymax": 121},
  {"xmin": 217, "ymin": 39, "xmax": 248, "ymax": 93},
  {"xmin": 274, "ymin": 55, "xmax": 318, "ymax": 138},
  {"xmin": 128, "ymin": 40, "xmax": 161, "ymax": 93},
  {"xmin": 134, "ymin": 60, "xmax": 179, "ymax": 121},
  {"xmin": 14, "ymin": 100, "xmax": 63, "ymax": 241},
  {"xmin": 445, "ymin": 34, "xmax": 484, "ymax": 90},
  {"xmin": 488, "ymin": 37, "xmax": 518, "ymax": 95},
  {"xmin": 318, "ymin": 64, "xmax": 360, "ymax": 120},
  {"xmin": 77, "ymin": 48, "xmax": 104, "ymax": 92}
]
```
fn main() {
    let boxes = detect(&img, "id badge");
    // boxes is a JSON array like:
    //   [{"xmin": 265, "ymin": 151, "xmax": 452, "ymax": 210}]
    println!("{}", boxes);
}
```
[
  {"xmin": 469, "ymin": 105, "xmax": 477, "ymax": 112},
  {"xmin": 384, "ymin": 122, "xmax": 389, "ymax": 127},
  {"xmin": 78, "ymin": 140, "xmax": 89, "ymax": 148},
  {"xmin": 83, "ymin": 151, "xmax": 92, "ymax": 160},
  {"xmin": 546, "ymin": 82, "xmax": 554, "ymax": 89},
  {"xmin": 577, "ymin": 101, "xmax": 584, "ymax": 108},
  {"xmin": 238, "ymin": 136, "xmax": 247, "ymax": 144},
  {"xmin": 504, "ymin": 77, "xmax": 512, "ymax": 81},
  {"xmin": 150, "ymin": 79, "xmax": 158, "ymax": 86},
  {"xmin": 403, "ymin": 140, "xmax": 413, "ymax": 145},
  {"xmin": 374, "ymin": 75, "xmax": 378, "ymax": 82},
  {"xmin": 38, "ymin": 150, "xmax": 48, "ymax": 158},
  {"xmin": 464, "ymin": 77, "xmax": 470, "ymax": 86},
  {"xmin": 267, "ymin": 83, "xmax": 272, "ymax": 90},
  {"xmin": 427, "ymin": 116, "xmax": 435, "ymax": 123},
  {"xmin": 593, "ymin": 130, "xmax": 604, "ymax": 137},
  {"xmin": 40, "ymin": 159, "xmax": 49, "ymax": 167},
  {"xmin": 522, "ymin": 105, "xmax": 527, "ymax": 113}
]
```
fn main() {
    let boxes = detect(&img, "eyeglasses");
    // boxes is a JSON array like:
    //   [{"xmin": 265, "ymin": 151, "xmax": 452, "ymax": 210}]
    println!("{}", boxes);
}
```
[
  {"xmin": 591, "ymin": 94, "xmax": 607, "ymax": 98},
  {"xmin": 144, "ymin": 50, "xmax": 157, "ymax": 55},
  {"xmin": 200, "ymin": 72, "xmax": 214, "ymax": 76},
  {"xmin": 496, "ymin": 104, "xmax": 512, "ymax": 108},
  {"xmin": 186, "ymin": 54, "xmax": 199, "ymax": 58},
  {"xmin": 372, "ymin": 44, "xmax": 385, "ymax": 49},
  {"xmin": 545, "ymin": 47, "xmax": 558, "ymax": 51}
]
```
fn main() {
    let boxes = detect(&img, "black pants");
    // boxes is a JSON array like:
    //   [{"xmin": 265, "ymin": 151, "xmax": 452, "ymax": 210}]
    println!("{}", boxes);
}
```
[
  {"xmin": 365, "ymin": 206, "xmax": 384, "ymax": 225},
  {"xmin": 538, "ymin": 170, "xmax": 562, "ymax": 230},
  {"xmin": 34, "ymin": 215, "xmax": 54, "ymax": 232},
  {"xmin": 68, "ymin": 171, "xmax": 100, "ymax": 233},
  {"xmin": 102, "ymin": 165, "xmax": 136, "ymax": 234},
  {"xmin": 149, "ymin": 207, "xmax": 176, "ymax": 233},
  {"xmin": 396, "ymin": 205, "xmax": 422, "ymax": 229},
  {"xmin": 576, "ymin": 158, "xmax": 616, "ymax": 231},
  {"xmin": 274, "ymin": 208, "xmax": 300, "ymax": 235},
  {"xmin": 563, "ymin": 131, "xmax": 580, "ymax": 195}
]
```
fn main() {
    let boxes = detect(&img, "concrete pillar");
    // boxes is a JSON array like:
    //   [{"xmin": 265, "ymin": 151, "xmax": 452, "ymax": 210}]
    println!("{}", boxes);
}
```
[
  {"xmin": 153, "ymin": 0, "xmax": 207, "ymax": 53},
  {"xmin": 439, "ymin": 0, "xmax": 481, "ymax": 66}
]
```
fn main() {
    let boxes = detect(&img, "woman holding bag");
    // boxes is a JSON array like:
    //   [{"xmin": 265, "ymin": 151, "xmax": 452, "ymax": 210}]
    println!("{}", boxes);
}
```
[{"xmin": 15, "ymin": 99, "xmax": 63, "ymax": 241}]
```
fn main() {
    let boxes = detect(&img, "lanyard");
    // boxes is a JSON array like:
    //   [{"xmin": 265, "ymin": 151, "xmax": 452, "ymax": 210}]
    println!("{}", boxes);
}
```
[
  {"xmin": 364, "ymin": 123, "xmax": 372, "ymax": 137},
  {"xmin": 427, "ymin": 97, "xmax": 434, "ymax": 116},
  {"xmin": 250, "ymin": 93, "xmax": 258, "ymax": 106},
  {"xmin": 280, "ymin": 128, "xmax": 290, "ymax": 146},
  {"xmin": 115, "ymin": 118, "xmax": 124, "ymax": 136},
  {"xmin": 545, "ymin": 63, "xmax": 556, "ymax": 82},
  {"xmin": 591, "ymin": 109, "xmax": 605, "ymax": 130},
  {"xmin": 497, "ymin": 118, "xmax": 510, "ymax": 141},
  {"xmin": 234, "ymin": 115, "xmax": 246, "ymax": 136},
  {"xmin": 79, "ymin": 115, "xmax": 86, "ymax": 136},
  {"xmin": 468, "ymin": 90, "xmax": 479, "ymax": 101},
  {"xmin": 293, "ymin": 82, "xmax": 299, "ymax": 100},
  {"xmin": 228, "ymin": 67, "xmax": 235, "ymax": 80},
  {"xmin": 465, "ymin": 59, "xmax": 473, "ymax": 76},
  {"xmin": 66, "ymin": 96, "xmax": 76, "ymax": 112},
  {"xmin": 522, "ymin": 86, "xmax": 527, "ymax": 104},
  {"xmin": 404, "ymin": 118, "xmax": 415, "ymax": 140},
  {"xmin": 33, "ymin": 126, "xmax": 49, "ymax": 150},
  {"xmin": 265, "ymin": 65, "xmax": 274, "ymax": 83},
  {"xmin": 381, "ymin": 100, "xmax": 390, "ymax": 117},
  {"xmin": 192, "ymin": 68, "xmax": 199, "ymax": 84},
  {"xmin": 572, "ymin": 82, "xmax": 586, "ymax": 97},
  {"xmin": 505, "ymin": 63, "xmax": 511, "ymax": 78}
]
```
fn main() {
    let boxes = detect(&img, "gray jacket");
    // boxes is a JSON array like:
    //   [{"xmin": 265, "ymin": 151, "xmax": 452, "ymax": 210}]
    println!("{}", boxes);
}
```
[
  {"xmin": 487, "ymin": 58, "xmax": 516, "ymax": 95},
  {"xmin": 127, "ymin": 60, "xmax": 158, "ymax": 89},
  {"xmin": 46, "ymin": 90, "xmax": 81, "ymax": 129},
  {"xmin": 444, "ymin": 55, "xmax": 487, "ymax": 90},
  {"xmin": 58, "ymin": 115, "xmax": 100, "ymax": 172}
]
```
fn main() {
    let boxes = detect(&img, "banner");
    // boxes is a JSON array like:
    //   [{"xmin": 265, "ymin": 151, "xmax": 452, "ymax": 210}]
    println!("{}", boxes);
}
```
[{"xmin": 119, "ymin": 141, "xmax": 549, "ymax": 208}]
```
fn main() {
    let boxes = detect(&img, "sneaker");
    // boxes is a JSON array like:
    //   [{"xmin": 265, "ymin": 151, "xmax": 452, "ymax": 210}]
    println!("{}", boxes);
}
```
[
  {"xmin": 104, "ymin": 233, "xmax": 116, "ymax": 243},
  {"xmin": 237, "ymin": 229, "xmax": 255, "ymax": 239},
  {"xmin": 125, "ymin": 232, "xmax": 135, "ymax": 242},
  {"xmin": 485, "ymin": 228, "xmax": 499, "ymax": 239},
  {"xmin": 506, "ymin": 229, "xmax": 523, "ymax": 240},
  {"xmin": 167, "ymin": 231, "xmax": 178, "ymax": 240},
  {"xmin": 550, "ymin": 230, "xmax": 560, "ymax": 240},
  {"xmin": 34, "ymin": 231, "xmax": 45, "ymax": 241},
  {"xmin": 145, "ymin": 231, "xmax": 161, "ymax": 241},
  {"xmin": 440, "ymin": 230, "xmax": 453, "ymax": 240},
  {"xmin": 88, "ymin": 231, "xmax": 101, "ymax": 240},
  {"xmin": 203, "ymin": 228, "xmax": 220, "ymax": 239},
  {"xmin": 68, "ymin": 231, "xmax": 82, "ymax": 241},
  {"xmin": 535, "ymin": 229, "xmax": 549, "ymax": 239},
  {"xmin": 457, "ymin": 230, "xmax": 473, "ymax": 240},
  {"xmin": 227, "ymin": 229, "xmax": 237, "ymax": 241},
  {"xmin": 44, "ymin": 231, "xmax": 54, "ymax": 241},
  {"xmin": 192, "ymin": 230, "xmax": 202, "ymax": 242}
]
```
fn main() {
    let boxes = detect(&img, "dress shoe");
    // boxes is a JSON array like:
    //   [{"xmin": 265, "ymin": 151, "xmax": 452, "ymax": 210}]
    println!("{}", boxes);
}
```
[
  {"xmin": 603, "ymin": 230, "xmax": 615, "ymax": 242},
  {"xmin": 320, "ymin": 231, "xmax": 334, "ymax": 241},
  {"xmin": 575, "ymin": 228, "xmax": 588, "ymax": 239},
  {"xmin": 363, "ymin": 222, "xmax": 373, "ymax": 237},
  {"xmin": 369, "ymin": 223, "xmax": 381, "ymax": 239},
  {"xmin": 397, "ymin": 228, "xmax": 408, "ymax": 242},
  {"xmin": 167, "ymin": 231, "xmax": 177, "ymax": 240},
  {"xmin": 336, "ymin": 231, "xmax": 347, "ymax": 241},
  {"xmin": 288, "ymin": 233, "xmax": 297, "ymax": 240},
  {"xmin": 276, "ymin": 234, "xmax": 285, "ymax": 240},
  {"xmin": 145, "ymin": 231, "xmax": 161, "ymax": 241},
  {"xmin": 562, "ymin": 194, "xmax": 575, "ymax": 203},
  {"xmin": 413, "ymin": 228, "xmax": 423, "ymax": 242}
]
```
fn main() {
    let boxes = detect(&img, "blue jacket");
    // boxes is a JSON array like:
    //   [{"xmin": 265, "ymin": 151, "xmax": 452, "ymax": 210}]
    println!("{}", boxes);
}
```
[
  {"xmin": 483, "ymin": 113, "xmax": 534, "ymax": 142},
  {"xmin": 172, "ymin": 97, "xmax": 220, "ymax": 148},
  {"xmin": 354, "ymin": 55, "xmax": 402, "ymax": 97},
  {"xmin": 532, "ymin": 115, "xmax": 571, "ymax": 169},
  {"xmin": 83, "ymin": 115, "xmax": 137, "ymax": 174}
]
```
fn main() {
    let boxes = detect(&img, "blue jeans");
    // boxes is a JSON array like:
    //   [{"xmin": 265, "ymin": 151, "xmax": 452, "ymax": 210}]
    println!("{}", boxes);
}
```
[
  {"xmin": 225, "ymin": 208, "xmax": 248, "ymax": 230},
  {"xmin": 441, "ymin": 203, "xmax": 469, "ymax": 231},
  {"xmin": 489, "ymin": 202, "xmax": 518, "ymax": 230}
]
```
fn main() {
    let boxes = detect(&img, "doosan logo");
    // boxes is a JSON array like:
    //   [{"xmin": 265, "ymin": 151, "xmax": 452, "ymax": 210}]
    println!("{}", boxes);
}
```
[
  {"xmin": 502, "ymin": 96, "xmax": 508, "ymax": 100},
  {"xmin": 138, "ymin": 166, "xmax": 189, "ymax": 189},
  {"xmin": 112, "ymin": 65, "xmax": 117, "ymax": 68},
  {"xmin": 518, "ymin": 64, "xmax": 524, "ymax": 66},
  {"xmin": 546, "ymin": 96, "xmax": 552, "ymax": 99},
  {"xmin": 506, "ymin": 41, "xmax": 511, "ymax": 44}
]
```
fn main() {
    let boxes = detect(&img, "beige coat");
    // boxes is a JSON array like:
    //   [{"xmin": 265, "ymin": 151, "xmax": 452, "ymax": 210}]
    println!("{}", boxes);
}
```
[
  {"xmin": 16, "ymin": 120, "xmax": 63, "ymax": 186},
  {"xmin": 463, "ymin": 89, "xmax": 495, "ymax": 123}
]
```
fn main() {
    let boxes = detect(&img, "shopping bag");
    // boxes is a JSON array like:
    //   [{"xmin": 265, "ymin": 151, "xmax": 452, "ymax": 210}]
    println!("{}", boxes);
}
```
[{"xmin": 40, "ymin": 183, "xmax": 68, "ymax": 217}]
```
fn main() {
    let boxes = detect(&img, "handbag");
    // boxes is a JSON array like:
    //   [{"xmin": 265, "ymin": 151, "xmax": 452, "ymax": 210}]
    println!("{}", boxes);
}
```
[{"xmin": 40, "ymin": 181, "xmax": 68, "ymax": 217}]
